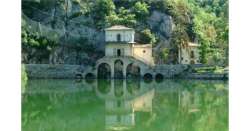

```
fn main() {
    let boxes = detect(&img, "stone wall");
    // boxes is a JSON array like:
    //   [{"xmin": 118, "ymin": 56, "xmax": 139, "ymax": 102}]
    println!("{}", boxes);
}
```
[
  {"xmin": 25, "ymin": 64, "xmax": 228, "ymax": 80},
  {"xmin": 182, "ymin": 73, "xmax": 228, "ymax": 80},
  {"xmin": 25, "ymin": 64, "xmax": 84, "ymax": 79}
]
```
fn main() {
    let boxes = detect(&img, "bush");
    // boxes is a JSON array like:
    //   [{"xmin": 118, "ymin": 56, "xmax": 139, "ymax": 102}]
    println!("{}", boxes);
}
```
[{"xmin": 140, "ymin": 29, "xmax": 156, "ymax": 45}]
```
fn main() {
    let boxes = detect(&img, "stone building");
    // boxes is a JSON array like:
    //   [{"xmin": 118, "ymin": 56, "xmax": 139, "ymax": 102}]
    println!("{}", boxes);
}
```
[
  {"xmin": 178, "ymin": 42, "xmax": 200, "ymax": 64},
  {"xmin": 104, "ymin": 25, "xmax": 154, "ymax": 65},
  {"xmin": 82, "ymin": 25, "xmax": 191, "ymax": 79}
]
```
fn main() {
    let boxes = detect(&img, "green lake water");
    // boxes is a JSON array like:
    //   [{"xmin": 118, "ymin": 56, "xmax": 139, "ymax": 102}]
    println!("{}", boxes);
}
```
[{"xmin": 22, "ymin": 79, "xmax": 228, "ymax": 131}]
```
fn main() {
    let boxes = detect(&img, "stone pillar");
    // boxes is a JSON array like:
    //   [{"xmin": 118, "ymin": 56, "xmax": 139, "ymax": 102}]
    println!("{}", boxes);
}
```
[
  {"xmin": 123, "ymin": 64, "xmax": 127, "ymax": 79},
  {"xmin": 110, "ymin": 80, "xmax": 115, "ymax": 97},
  {"xmin": 111, "ymin": 62, "xmax": 115, "ymax": 78},
  {"xmin": 123, "ymin": 80, "xmax": 127, "ymax": 97}
]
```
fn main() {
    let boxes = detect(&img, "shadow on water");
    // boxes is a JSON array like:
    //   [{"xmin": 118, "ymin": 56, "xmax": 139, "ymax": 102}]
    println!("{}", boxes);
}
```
[{"xmin": 22, "ymin": 79, "xmax": 228, "ymax": 131}]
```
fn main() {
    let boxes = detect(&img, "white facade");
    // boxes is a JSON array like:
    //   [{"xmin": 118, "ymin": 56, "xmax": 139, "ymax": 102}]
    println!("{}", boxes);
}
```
[
  {"xmin": 105, "ymin": 43, "xmax": 132, "ymax": 57},
  {"xmin": 105, "ymin": 30, "xmax": 135, "ymax": 43},
  {"xmin": 105, "ymin": 25, "xmax": 135, "ymax": 43},
  {"xmin": 104, "ymin": 25, "xmax": 154, "ymax": 65}
]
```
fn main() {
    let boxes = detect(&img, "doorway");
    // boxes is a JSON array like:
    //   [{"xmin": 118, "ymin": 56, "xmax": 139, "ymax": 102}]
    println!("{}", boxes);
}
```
[{"xmin": 117, "ymin": 49, "xmax": 121, "ymax": 56}]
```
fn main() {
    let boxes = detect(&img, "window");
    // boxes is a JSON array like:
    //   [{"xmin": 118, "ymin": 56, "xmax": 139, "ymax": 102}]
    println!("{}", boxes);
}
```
[
  {"xmin": 117, "ymin": 34, "xmax": 121, "ymax": 42},
  {"xmin": 190, "ymin": 51, "xmax": 195, "ymax": 58},
  {"xmin": 117, "ymin": 49, "xmax": 121, "ymax": 56}
]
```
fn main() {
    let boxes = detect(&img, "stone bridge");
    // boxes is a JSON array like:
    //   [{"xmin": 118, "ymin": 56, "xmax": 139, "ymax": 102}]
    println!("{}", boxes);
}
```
[{"xmin": 80, "ymin": 56, "xmax": 188, "ymax": 79}]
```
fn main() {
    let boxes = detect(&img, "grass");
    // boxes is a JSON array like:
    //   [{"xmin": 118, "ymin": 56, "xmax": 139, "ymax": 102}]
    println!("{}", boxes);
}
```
[{"xmin": 193, "ymin": 66, "xmax": 225, "ymax": 74}]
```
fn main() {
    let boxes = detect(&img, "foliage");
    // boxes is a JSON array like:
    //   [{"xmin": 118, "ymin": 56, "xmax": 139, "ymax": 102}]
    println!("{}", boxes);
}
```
[
  {"xmin": 140, "ymin": 29, "xmax": 156, "ymax": 45},
  {"xmin": 132, "ymin": 1, "xmax": 150, "ymax": 21},
  {"xmin": 21, "ymin": 28, "xmax": 58, "ymax": 63},
  {"xmin": 156, "ymin": 0, "xmax": 228, "ymax": 65},
  {"xmin": 22, "ymin": 0, "xmax": 228, "ymax": 65},
  {"xmin": 159, "ymin": 48, "xmax": 169, "ymax": 63},
  {"xmin": 193, "ymin": 66, "xmax": 225, "ymax": 73},
  {"xmin": 91, "ymin": 0, "xmax": 115, "ymax": 28},
  {"xmin": 105, "ymin": 7, "xmax": 136, "ymax": 27}
]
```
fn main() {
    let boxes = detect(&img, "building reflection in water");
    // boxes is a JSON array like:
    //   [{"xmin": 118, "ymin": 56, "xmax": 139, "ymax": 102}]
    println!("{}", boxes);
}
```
[{"xmin": 95, "ymin": 79, "xmax": 155, "ymax": 130}]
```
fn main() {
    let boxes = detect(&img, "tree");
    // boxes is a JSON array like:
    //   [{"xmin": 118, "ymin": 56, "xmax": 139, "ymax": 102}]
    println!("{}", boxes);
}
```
[
  {"xmin": 159, "ymin": 48, "xmax": 169, "ymax": 63},
  {"xmin": 140, "ymin": 29, "xmax": 156, "ymax": 45},
  {"xmin": 91, "ymin": 0, "xmax": 115, "ymax": 28},
  {"xmin": 132, "ymin": 2, "xmax": 150, "ymax": 21},
  {"xmin": 106, "ymin": 7, "xmax": 136, "ymax": 27}
]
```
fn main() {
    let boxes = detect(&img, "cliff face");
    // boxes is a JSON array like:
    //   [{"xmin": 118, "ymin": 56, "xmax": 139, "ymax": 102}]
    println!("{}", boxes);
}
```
[{"xmin": 22, "ymin": 0, "xmax": 175, "ymax": 65}]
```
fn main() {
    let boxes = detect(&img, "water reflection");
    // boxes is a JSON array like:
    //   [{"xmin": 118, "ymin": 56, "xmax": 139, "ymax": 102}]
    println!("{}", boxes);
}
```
[
  {"xmin": 95, "ymin": 80, "xmax": 155, "ymax": 130},
  {"xmin": 22, "ymin": 79, "xmax": 228, "ymax": 131}
]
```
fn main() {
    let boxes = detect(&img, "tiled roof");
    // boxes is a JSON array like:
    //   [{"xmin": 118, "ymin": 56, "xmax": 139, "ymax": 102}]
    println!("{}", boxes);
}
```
[{"xmin": 105, "ymin": 25, "xmax": 134, "ymax": 31}]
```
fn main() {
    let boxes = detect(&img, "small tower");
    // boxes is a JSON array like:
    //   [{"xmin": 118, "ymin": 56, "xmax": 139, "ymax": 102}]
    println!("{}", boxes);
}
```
[{"xmin": 104, "ymin": 25, "xmax": 154, "ymax": 65}]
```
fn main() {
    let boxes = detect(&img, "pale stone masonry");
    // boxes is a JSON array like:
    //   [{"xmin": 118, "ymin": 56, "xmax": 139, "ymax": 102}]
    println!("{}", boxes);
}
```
[
  {"xmin": 82, "ymin": 25, "xmax": 192, "ymax": 78},
  {"xmin": 178, "ymin": 42, "xmax": 200, "ymax": 64},
  {"xmin": 104, "ymin": 25, "xmax": 154, "ymax": 65}
]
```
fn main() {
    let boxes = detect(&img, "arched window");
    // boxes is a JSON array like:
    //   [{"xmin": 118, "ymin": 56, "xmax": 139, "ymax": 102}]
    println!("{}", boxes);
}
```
[{"xmin": 117, "ymin": 34, "xmax": 121, "ymax": 42}]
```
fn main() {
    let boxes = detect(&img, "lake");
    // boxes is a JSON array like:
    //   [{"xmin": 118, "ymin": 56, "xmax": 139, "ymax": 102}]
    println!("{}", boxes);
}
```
[{"xmin": 22, "ymin": 79, "xmax": 228, "ymax": 131}]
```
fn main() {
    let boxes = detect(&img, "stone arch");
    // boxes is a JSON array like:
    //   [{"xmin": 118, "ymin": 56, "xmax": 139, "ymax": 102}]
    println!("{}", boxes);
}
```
[
  {"xmin": 97, "ymin": 80, "xmax": 111, "ymax": 94},
  {"xmin": 126, "ymin": 79, "xmax": 140, "ymax": 95},
  {"xmin": 143, "ymin": 73, "xmax": 153, "ymax": 79},
  {"xmin": 126, "ymin": 63, "xmax": 141, "ymax": 79},
  {"xmin": 143, "ymin": 73, "xmax": 153, "ymax": 83},
  {"xmin": 155, "ymin": 73, "xmax": 164, "ymax": 82},
  {"xmin": 114, "ymin": 59, "xmax": 124, "ymax": 79},
  {"xmin": 98, "ymin": 63, "xmax": 111, "ymax": 79},
  {"xmin": 85, "ymin": 73, "xmax": 95, "ymax": 79},
  {"xmin": 190, "ymin": 60, "xmax": 195, "ymax": 64},
  {"xmin": 75, "ymin": 73, "xmax": 83, "ymax": 79}
]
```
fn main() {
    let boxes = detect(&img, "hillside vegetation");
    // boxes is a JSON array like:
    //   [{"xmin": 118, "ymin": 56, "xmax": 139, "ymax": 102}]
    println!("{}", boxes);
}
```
[{"xmin": 22, "ymin": 0, "xmax": 228, "ymax": 66}]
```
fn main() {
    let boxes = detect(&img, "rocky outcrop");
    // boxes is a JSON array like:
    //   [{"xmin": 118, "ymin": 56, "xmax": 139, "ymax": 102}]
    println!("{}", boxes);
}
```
[{"xmin": 147, "ymin": 11, "xmax": 174, "ymax": 41}]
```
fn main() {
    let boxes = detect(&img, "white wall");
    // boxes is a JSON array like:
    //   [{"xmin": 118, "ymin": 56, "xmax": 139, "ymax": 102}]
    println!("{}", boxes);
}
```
[
  {"xmin": 105, "ymin": 44, "xmax": 133, "ymax": 56},
  {"xmin": 105, "ymin": 30, "xmax": 135, "ymax": 43}
]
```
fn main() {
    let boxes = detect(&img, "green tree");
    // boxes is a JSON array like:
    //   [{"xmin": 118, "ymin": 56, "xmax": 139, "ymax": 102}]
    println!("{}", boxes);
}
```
[
  {"xmin": 132, "ymin": 2, "xmax": 150, "ymax": 21},
  {"xmin": 159, "ymin": 48, "xmax": 169, "ymax": 63},
  {"xmin": 91, "ymin": 0, "xmax": 115, "ymax": 28},
  {"xmin": 106, "ymin": 7, "xmax": 136, "ymax": 27},
  {"xmin": 140, "ymin": 29, "xmax": 156, "ymax": 45}
]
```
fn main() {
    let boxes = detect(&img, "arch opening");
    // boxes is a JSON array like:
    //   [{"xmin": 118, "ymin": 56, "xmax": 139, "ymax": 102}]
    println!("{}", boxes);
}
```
[
  {"xmin": 98, "ymin": 63, "xmax": 111, "ymax": 79},
  {"xmin": 126, "ymin": 79, "xmax": 140, "ymax": 95},
  {"xmin": 190, "ymin": 60, "xmax": 195, "ymax": 64},
  {"xmin": 97, "ymin": 79, "xmax": 111, "ymax": 94},
  {"xmin": 85, "ymin": 73, "xmax": 95, "ymax": 79},
  {"xmin": 114, "ymin": 59, "xmax": 124, "ymax": 79},
  {"xmin": 126, "ymin": 63, "xmax": 141, "ymax": 79},
  {"xmin": 75, "ymin": 74, "xmax": 83, "ymax": 79},
  {"xmin": 114, "ymin": 80, "xmax": 124, "ymax": 97},
  {"xmin": 143, "ymin": 73, "xmax": 153, "ymax": 83},
  {"xmin": 155, "ymin": 73, "xmax": 164, "ymax": 83}
]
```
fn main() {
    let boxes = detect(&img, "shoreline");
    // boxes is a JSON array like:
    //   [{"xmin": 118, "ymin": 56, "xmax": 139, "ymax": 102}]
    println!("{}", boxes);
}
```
[{"xmin": 24, "ymin": 64, "xmax": 228, "ymax": 80}]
